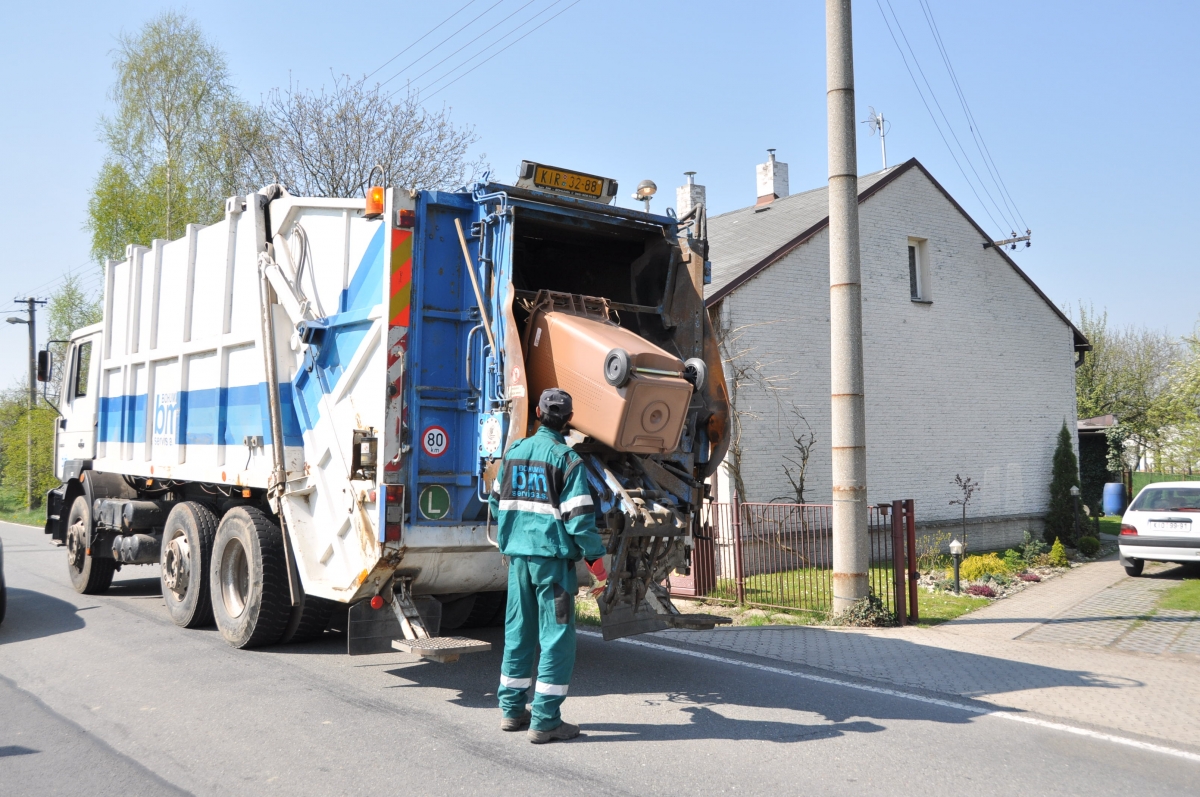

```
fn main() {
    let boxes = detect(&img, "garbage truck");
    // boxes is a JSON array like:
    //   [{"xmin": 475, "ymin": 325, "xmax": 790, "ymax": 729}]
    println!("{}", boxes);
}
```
[{"xmin": 41, "ymin": 160, "xmax": 731, "ymax": 659}]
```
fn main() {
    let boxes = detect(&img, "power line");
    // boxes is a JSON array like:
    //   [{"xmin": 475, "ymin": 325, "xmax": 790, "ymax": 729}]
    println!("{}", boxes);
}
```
[
  {"xmin": 917, "ymin": 0, "xmax": 1028, "ymax": 231},
  {"xmin": 422, "ymin": 0, "xmax": 583, "ymax": 101},
  {"xmin": 400, "ymin": 0, "xmax": 541, "ymax": 92},
  {"xmin": 880, "ymin": 0, "xmax": 1018, "ymax": 234},
  {"xmin": 414, "ymin": 0, "xmax": 566, "ymax": 97},
  {"xmin": 377, "ymin": 0, "xmax": 507, "ymax": 90},
  {"xmin": 362, "ymin": 0, "xmax": 479, "ymax": 83}
]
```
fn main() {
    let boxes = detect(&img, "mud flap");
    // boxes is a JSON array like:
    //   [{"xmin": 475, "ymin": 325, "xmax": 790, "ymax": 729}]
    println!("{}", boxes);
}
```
[{"xmin": 347, "ymin": 595, "xmax": 442, "ymax": 655}]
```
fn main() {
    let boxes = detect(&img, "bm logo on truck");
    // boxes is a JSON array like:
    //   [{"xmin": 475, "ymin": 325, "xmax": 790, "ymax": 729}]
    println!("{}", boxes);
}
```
[{"xmin": 154, "ymin": 392, "xmax": 179, "ymax": 447}]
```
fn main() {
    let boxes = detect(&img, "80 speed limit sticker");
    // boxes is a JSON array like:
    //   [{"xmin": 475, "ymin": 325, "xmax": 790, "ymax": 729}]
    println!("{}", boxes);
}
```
[{"xmin": 421, "ymin": 425, "xmax": 449, "ymax": 457}]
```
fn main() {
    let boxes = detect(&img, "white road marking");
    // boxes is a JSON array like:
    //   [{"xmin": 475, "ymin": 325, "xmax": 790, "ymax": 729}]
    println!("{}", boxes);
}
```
[{"xmin": 579, "ymin": 630, "xmax": 1200, "ymax": 765}]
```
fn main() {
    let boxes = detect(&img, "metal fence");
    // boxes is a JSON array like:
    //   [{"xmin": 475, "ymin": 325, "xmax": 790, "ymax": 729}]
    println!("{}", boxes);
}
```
[{"xmin": 670, "ymin": 497, "xmax": 918, "ymax": 623}]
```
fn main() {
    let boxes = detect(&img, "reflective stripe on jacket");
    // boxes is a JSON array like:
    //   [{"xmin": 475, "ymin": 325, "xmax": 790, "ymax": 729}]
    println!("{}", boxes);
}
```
[{"xmin": 488, "ymin": 426, "xmax": 606, "ymax": 561}]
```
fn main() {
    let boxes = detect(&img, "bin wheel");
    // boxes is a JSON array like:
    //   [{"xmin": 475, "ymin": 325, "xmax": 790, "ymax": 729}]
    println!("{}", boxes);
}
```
[
  {"xmin": 161, "ymin": 501, "xmax": 219, "ymax": 628},
  {"xmin": 66, "ymin": 495, "xmax": 115, "ymax": 595},
  {"xmin": 604, "ymin": 348, "xmax": 631, "ymax": 387},
  {"xmin": 683, "ymin": 357, "xmax": 708, "ymax": 389},
  {"xmin": 210, "ymin": 506, "xmax": 291, "ymax": 648}
]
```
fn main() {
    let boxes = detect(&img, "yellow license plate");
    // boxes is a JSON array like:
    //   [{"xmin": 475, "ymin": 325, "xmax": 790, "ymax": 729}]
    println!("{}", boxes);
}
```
[{"xmin": 533, "ymin": 166, "xmax": 604, "ymax": 198}]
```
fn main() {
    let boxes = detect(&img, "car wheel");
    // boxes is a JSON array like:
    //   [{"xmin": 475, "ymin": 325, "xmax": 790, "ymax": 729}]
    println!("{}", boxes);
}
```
[
  {"xmin": 1123, "ymin": 558, "xmax": 1144, "ymax": 577},
  {"xmin": 66, "ymin": 495, "xmax": 115, "ymax": 594},
  {"xmin": 160, "ymin": 502, "xmax": 219, "ymax": 628},
  {"xmin": 210, "ymin": 506, "xmax": 291, "ymax": 648}
]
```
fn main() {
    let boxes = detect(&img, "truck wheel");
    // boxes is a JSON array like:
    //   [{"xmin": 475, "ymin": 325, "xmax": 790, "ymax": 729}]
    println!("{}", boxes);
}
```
[
  {"xmin": 280, "ymin": 593, "xmax": 336, "ymax": 644},
  {"xmin": 437, "ymin": 594, "xmax": 477, "ymax": 631},
  {"xmin": 210, "ymin": 506, "xmax": 291, "ymax": 648},
  {"xmin": 604, "ymin": 348, "xmax": 631, "ymax": 387},
  {"xmin": 161, "ymin": 502, "xmax": 218, "ymax": 628},
  {"xmin": 462, "ymin": 591, "xmax": 506, "ymax": 628},
  {"xmin": 66, "ymin": 495, "xmax": 115, "ymax": 594}
]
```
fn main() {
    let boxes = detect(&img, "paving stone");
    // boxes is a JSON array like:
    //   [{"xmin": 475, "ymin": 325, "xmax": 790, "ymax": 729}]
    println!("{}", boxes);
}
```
[{"xmin": 656, "ymin": 560, "xmax": 1200, "ymax": 749}]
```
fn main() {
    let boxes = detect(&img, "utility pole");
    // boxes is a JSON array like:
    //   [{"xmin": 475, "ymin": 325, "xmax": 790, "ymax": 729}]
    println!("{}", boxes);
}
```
[
  {"xmin": 8, "ymin": 297, "xmax": 46, "ymax": 511},
  {"xmin": 827, "ymin": 0, "xmax": 870, "ymax": 612}
]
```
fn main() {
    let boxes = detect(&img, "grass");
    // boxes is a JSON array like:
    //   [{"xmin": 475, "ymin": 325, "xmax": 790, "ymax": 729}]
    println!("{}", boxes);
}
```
[
  {"xmin": 916, "ymin": 590, "xmax": 991, "ymax": 627},
  {"xmin": 707, "ymin": 565, "xmax": 897, "ymax": 612},
  {"xmin": 1158, "ymin": 579, "xmax": 1200, "ymax": 613},
  {"xmin": 1096, "ymin": 516, "xmax": 1122, "ymax": 537},
  {"xmin": 0, "ymin": 498, "xmax": 43, "ymax": 527}
]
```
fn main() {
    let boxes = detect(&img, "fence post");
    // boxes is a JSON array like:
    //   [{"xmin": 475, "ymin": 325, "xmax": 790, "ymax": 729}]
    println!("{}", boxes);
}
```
[
  {"xmin": 891, "ymin": 500, "xmax": 906, "ymax": 626},
  {"xmin": 732, "ymin": 490, "xmax": 746, "ymax": 604},
  {"xmin": 905, "ymin": 498, "xmax": 918, "ymax": 624}
]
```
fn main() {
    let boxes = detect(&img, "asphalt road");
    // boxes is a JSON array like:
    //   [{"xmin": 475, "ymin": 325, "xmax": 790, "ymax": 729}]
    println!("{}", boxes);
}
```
[{"xmin": 1, "ymin": 520, "xmax": 1196, "ymax": 796}]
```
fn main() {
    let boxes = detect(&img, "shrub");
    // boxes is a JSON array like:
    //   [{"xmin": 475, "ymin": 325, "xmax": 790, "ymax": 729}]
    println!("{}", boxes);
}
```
[
  {"xmin": 1045, "ymin": 422, "xmax": 1081, "ymax": 545},
  {"xmin": 825, "ymin": 593, "xmax": 896, "ymax": 627},
  {"xmin": 955, "ymin": 552, "xmax": 1010, "ymax": 581},
  {"xmin": 1018, "ymin": 572, "xmax": 1042, "ymax": 582},
  {"xmin": 1003, "ymin": 548, "xmax": 1024, "ymax": 571},
  {"xmin": 1077, "ymin": 536, "xmax": 1100, "ymax": 556},
  {"xmin": 966, "ymin": 584, "xmax": 996, "ymax": 598},
  {"xmin": 1049, "ymin": 537, "xmax": 1069, "ymax": 567},
  {"xmin": 1020, "ymin": 531, "xmax": 1047, "ymax": 565}
]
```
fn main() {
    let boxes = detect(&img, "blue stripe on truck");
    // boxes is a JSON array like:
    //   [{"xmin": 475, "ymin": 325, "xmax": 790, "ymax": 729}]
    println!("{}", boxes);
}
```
[{"xmin": 97, "ymin": 384, "xmax": 304, "ymax": 447}]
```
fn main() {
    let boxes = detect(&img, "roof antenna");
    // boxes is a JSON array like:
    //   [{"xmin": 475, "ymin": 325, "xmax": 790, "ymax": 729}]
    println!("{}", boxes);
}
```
[{"xmin": 862, "ymin": 107, "xmax": 888, "ymax": 170}]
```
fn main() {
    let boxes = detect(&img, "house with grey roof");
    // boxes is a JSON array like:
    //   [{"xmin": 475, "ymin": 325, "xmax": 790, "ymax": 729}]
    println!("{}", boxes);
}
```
[{"xmin": 685, "ymin": 155, "xmax": 1088, "ymax": 550}]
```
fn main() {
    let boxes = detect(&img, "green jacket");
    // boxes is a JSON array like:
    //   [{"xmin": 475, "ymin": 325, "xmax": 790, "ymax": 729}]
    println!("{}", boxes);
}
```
[{"xmin": 488, "ymin": 426, "xmax": 606, "ymax": 561}]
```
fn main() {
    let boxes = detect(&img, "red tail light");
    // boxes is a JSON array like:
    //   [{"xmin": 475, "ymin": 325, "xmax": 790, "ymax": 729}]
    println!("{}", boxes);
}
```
[
  {"xmin": 1120, "ymin": 524, "xmax": 1138, "ymax": 536},
  {"xmin": 370, "ymin": 595, "xmax": 385, "ymax": 610},
  {"xmin": 384, "ymin": 484, "xmax": 403, "ymax": 542}
]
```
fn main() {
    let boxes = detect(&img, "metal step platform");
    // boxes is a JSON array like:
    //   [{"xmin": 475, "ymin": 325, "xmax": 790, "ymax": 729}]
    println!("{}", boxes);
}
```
[{"xmin": 392, "ymin": 636, "xmax": 492, "ymax": 663}]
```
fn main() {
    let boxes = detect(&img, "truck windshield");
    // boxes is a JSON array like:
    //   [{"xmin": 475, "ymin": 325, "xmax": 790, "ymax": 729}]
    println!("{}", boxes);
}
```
[{"xmin": 1129, "ymin": 487, "xmax": 1200, "ymax": 512}]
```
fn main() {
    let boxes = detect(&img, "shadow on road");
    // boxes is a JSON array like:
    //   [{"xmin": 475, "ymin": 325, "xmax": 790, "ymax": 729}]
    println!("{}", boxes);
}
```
[{"xmin": 0, "ymin": 588, "xmax": 87, "ymax": 644}]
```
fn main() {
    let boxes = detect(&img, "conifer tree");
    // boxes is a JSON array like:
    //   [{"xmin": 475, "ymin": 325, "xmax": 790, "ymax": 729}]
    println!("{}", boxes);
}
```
[{"xmin": 1044, "ymin": 422, "xmax": 1080, "ymax": 544}]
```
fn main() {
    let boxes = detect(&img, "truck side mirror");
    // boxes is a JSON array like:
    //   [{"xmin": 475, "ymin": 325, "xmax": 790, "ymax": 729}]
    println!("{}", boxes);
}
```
[{"xmin": 36, "ymin": 349, "xmax": 51, "ymax": 382}]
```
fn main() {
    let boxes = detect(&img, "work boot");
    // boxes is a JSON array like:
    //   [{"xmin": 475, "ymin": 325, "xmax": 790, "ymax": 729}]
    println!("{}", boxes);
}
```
[
  {"xmin": 528, "ymin": 721, "xmax": 580, "ymax": 744},
  {"xmin": 500, "ymin": 708, "xmax": 532, "ymax": 732}
]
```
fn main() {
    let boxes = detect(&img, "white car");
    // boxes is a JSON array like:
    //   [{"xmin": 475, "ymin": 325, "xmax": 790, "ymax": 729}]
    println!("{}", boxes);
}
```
[{"xmin": 1118, "ymin": 482, "xmax": 1200, "ymax": 576}]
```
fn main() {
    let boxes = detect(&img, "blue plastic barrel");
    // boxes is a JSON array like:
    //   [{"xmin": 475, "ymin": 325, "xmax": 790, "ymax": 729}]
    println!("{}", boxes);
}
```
[{"xmin": 1103, "ymin": 482, "xmax": 1127, "ymax": 516}]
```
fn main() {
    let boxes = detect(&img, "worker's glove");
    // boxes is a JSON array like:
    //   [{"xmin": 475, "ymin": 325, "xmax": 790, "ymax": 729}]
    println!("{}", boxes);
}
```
[{"xmin": 586, "ymin": 558, "xmax": 608, "ymax": 582}]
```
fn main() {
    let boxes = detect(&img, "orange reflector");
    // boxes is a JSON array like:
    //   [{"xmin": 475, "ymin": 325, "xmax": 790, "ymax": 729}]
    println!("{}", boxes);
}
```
[
  {"xmin": 243, "ymin": 488, "xmax": 251, "ymax": 498},
  {"xmin": 366, "ymin": 186, "xmax": 385, "ymax": 217},
  {"xmin": 370, "ymin": 595, "xmax": 385, "ymax": 610}
]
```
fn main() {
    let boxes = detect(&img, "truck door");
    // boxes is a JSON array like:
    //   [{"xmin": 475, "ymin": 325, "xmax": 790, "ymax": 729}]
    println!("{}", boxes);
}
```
[
  {"xmin": 406, "ymin": 194, "xmax": 485, "ymax": 526},
  {"xmin": 56, "ymin": 335, "xmax": 100, "ymax": 477}
]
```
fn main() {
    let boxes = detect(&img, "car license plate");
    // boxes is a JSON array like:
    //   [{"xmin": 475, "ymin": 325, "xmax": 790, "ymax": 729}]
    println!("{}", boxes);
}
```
[
  {"xmin": 1150, "ymin": 520, "xmax": 1191, "ymax": 531},
  {"xmin": 533, "ymin": 166, "xmax": 604, "ymax": 198}
]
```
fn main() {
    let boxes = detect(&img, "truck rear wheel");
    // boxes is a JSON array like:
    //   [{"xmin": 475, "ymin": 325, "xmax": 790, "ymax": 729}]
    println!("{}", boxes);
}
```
[
  {"xmin": 161, "ymin": 502, "xmax": 218, "ymax": 628},
  {"xmin": 66, "ymin": 495, "xmax": 115, "ymax": 595},
  {"xmin": 280, "ymin": 593, "xmax": 336, "ymax": 644},
  {"xmin": 210, "ymin": 506, "xmax": 291, "ymax": 648}
]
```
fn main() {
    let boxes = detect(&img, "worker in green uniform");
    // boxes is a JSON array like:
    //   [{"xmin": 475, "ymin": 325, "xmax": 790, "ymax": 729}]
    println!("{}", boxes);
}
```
[{"xmin": 490, "ymin": 388, "xmax": 608, "ymax": 744}]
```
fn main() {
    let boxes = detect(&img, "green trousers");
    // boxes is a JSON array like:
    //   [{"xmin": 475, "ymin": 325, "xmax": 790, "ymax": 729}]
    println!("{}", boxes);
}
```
[{"xmin": 498, "ymin": 555, "xmax": 577, "ymax": 732}]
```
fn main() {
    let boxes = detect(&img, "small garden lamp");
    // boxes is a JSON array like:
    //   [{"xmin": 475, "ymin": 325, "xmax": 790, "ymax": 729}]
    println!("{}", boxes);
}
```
[
  {"xmin": 1070, "ymin": 485, "xmax": 1081, "ymax": 542},
  {"xmin": 949, "ymin": 538, "xmax": 964, "ymax": 593}
]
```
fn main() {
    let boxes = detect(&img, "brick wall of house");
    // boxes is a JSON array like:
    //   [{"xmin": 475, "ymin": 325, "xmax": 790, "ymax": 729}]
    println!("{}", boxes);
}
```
[{"xmin": 714, "ymin": 167, "xmax": 1078, "ymax": 550}]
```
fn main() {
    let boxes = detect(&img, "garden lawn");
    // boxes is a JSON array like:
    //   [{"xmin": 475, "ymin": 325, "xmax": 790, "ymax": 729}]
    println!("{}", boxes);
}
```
[
  {"xmin": 916, "ymin": 590, "xmax": 990, "ymax": 627},
  {"xmin": 1158, "ymin": 579, "xmax": 1200, "ymax": 613},
  {"xmin": 709, "ymin": 564, "xmax": 897, "ymax": 614}
]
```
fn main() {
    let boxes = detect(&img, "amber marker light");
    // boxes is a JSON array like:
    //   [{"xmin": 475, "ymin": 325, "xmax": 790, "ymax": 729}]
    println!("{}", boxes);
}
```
[{"xmin": 366, "ymin": 186, "xmax": 385, "ymax": 218}]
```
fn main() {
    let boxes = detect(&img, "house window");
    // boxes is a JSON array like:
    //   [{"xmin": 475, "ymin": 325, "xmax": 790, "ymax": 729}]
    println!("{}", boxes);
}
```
[{"xmin": 908, "ymin": 238, "xmax": 931, "ymax": 302}]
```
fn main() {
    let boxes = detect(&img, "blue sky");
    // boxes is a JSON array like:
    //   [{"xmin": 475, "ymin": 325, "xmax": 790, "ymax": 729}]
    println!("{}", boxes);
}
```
[{"xmin": 0, "ymin": 0, "xmax": 1196, "ymax": 385}]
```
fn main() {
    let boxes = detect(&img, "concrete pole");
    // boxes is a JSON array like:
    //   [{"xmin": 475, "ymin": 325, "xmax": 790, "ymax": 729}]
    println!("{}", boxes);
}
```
[{"xmin": 827, "ymin": 0, "xmax": 870, "ymax": 611}]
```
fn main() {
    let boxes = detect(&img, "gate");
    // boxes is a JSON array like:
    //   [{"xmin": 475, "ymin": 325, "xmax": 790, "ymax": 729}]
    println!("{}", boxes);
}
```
[{"xmin": 672, "ymin": 495, "xmax": 918, "ymax": 624}]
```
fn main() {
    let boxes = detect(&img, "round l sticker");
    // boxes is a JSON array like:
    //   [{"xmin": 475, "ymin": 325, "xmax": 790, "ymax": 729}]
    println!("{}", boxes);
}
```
[
  {"xmin": 418, "ymin": 485, "xmax": 451, "ymax": 520},
  {"xmin": 422, "ymin": 425, "xmax": 449, "ymax": 457}
]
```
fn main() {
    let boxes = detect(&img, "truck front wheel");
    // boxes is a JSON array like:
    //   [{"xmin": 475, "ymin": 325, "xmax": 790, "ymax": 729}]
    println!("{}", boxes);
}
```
[
  {"xmin": 161, "ymin": 502, "xmax": 218, "ymax": 628},
  {"xmin": 66, "ymin": 495, "xmax": 115, "ymax": 594},
  {"xmin": 210, "ymin": 506, "xmax": 291, "ymax": 648}
]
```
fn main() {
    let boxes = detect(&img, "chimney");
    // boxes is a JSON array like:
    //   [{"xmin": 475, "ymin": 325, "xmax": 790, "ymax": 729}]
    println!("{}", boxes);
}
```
[
  {"xmin": 755, "ymin": 148, "xmax": 789, "ymax": 205},
  {"xmin": 676, "ymin": 171, "xmax": 706, "ymax": 218}
]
